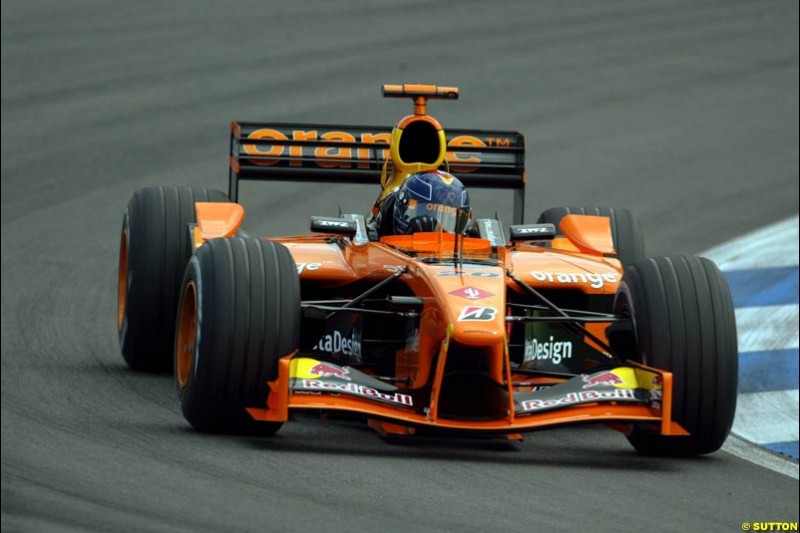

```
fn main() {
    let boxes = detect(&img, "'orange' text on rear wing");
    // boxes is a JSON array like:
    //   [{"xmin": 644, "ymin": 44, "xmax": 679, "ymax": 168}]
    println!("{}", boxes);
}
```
[{"xmin": 229, "ymin": 122, "xmax": 527, "ymax": 223}]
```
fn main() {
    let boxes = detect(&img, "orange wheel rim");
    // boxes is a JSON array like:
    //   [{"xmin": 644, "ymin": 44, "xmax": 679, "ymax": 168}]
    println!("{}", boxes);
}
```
[
  {"xmin": 176, "ymin": 281, "xmax": 198, "ymax": 388},
  {"xmin": 117, "ymin": 227, "xmax": 128, "ymax": 332}
]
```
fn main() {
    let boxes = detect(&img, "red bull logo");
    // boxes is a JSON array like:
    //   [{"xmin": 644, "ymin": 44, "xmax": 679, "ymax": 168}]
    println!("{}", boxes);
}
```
[
  {"xmin": 310, "ymin": 362, "xmax": 351, "ymax": 381},
  {"xmin": 582, "ymin": 371, "xmax": 624, "ymax": 389},
  {"xmin": 296, "ymin": 380, "xmax": 414, "ymax": 407},
  {"xmin": 521, "ymin": 389, "xmax": 637, "ymax": 412}
]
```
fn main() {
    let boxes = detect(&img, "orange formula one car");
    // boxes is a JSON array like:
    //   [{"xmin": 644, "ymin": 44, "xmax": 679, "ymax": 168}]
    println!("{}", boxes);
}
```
[{"xmin": 117, "ymin": 84, "xmax": 738, "ymax": 456}]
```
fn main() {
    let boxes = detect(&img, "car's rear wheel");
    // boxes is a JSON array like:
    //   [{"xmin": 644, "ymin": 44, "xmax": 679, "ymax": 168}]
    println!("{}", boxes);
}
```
[
  {"xmin": 537, "ymin": 206, "xmax": 645, "ymax": 266},
  {"xmin": 118, "ymin": 186, "xmax": 229, "ymax": 371},
  {"xmin": 176, "ymin": 237, "xmax": 300, "ymax": 434},
  {"xmin": 615, "ymin": 256, "xmax": 738, "ymax": 456}
]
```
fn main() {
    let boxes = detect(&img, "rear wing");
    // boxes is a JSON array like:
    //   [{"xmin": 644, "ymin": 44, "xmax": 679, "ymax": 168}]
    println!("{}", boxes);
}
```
[{"xmin": 229, "ymin": 122, "xmax": 527, "ymax": 224}]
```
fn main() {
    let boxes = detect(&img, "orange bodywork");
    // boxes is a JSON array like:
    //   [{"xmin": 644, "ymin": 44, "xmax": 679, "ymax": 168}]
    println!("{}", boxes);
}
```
[
  {"xmin": 234, "ymin": 227, "xmax": 683, "ymax": 437},
  {"xmin": 559, "ymin": 214, "xmax": 615, "ymax": 256},
  {"xmin": 194, "ymin": 202, "xmax": 245, "ymax": 240}
]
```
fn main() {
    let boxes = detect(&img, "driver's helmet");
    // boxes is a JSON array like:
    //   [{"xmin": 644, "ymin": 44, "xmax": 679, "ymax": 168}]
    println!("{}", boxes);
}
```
[{"xmin": 392, "ymin": 170, "xmax": 471, "ymax": 235}]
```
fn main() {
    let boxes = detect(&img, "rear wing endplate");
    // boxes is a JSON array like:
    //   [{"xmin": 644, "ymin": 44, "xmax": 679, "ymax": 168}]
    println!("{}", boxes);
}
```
[{"xmin": 229, "ymin": 122, "xmax": 527, "ymax": 224}]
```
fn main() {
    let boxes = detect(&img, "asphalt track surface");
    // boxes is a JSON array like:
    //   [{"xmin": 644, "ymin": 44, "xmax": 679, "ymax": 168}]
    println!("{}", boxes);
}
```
[{"xmin": 2, "ymin": 1, "xmax": 798, "ymax": 531}]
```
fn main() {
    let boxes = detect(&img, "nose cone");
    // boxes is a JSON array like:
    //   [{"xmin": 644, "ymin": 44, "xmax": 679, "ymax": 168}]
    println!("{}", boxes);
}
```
[{"xmin": 428, "ymin": 266, "xmax": 507, "ymax": 347}]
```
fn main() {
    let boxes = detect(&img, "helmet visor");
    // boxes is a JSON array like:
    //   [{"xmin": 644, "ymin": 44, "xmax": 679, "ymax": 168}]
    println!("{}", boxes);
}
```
[{"xmin": 399, "ymin": 199, "xmax": 471, "ymax": 234}]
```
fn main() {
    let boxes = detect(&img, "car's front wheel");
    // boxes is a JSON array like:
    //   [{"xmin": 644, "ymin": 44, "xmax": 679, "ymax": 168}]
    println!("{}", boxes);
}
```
[
  {"xmin": 175, "ymin": 237, "xmax": 300, "ymax": 434},
  {"xmin": 615, "ymin": 256, "xmax": 738, "ymax": 456}
]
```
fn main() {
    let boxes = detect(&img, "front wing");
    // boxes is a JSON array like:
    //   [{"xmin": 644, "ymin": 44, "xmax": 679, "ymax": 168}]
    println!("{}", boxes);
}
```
[{"xmin": 248, "ymin": 355, "xmax": 690, "ymax": 437}]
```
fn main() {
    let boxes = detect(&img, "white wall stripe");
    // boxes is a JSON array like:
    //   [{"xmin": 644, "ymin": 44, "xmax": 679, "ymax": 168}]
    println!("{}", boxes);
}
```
[
  {"xmin": 733, "ymin": 390, "xmax": 799, "ymax": 445},
  {"xmin": 735, "ymin": 305, "xmax": 800, "ymax": 353},
  {"xmin": 702, "ymin": 216, "xmax": 799, "ymax": 270},
  {"xmin": 703, "ymin": 215, "xmax": 799, "ymax": 472}
]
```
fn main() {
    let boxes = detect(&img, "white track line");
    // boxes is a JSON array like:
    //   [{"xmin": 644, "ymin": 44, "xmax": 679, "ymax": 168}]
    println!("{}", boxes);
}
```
[{"xmin": 723, "ymin": 436, "xmax": 799, "ymax": 480}]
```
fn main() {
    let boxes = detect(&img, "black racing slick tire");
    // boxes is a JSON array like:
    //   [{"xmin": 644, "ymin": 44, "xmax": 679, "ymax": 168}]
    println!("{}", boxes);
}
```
[
  {"xmin": 537, "ymin": 206, "xmax": 646, "ymax": 266},
  {"xmin": 118, "ymin": 186, "xmax": 228, "ymax": 372},
  {"xmin": 616, "ymin": 256, "xmax": 738, "ymax": 456},
  {"xmin": 175, "ymin": 238, "xmax": 300, "ymax": 435}
]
